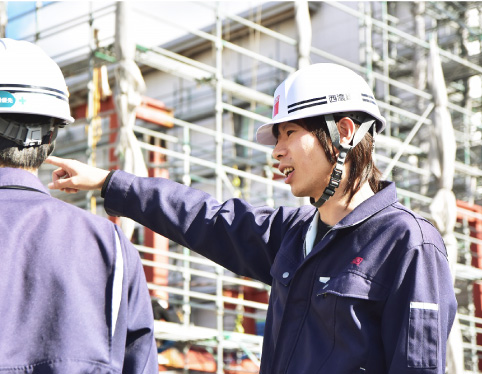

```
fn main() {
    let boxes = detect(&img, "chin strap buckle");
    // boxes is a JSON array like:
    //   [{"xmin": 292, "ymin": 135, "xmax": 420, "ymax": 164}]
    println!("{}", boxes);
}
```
[{"xmin": 310, "ymin": 145, "xmax": 350, "ymax": 208}]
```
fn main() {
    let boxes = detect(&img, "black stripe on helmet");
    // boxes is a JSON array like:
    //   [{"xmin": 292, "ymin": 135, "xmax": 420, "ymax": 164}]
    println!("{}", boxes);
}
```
[
  {"xmin": 287, "ymin": 96, "xmax": 327, "ymax": 109},
  {"xmin": 361, "ymin": 93, "xmax": 376, "ymax": 105},
  {"xmin": 287, "ymin": 100, "xmax": 328, "ymax": 114},
  {"xmin": 2, "ymin": 90, "xmax": 68, "ymax": 102},
  {"xmin": 0, "ymin": 84, "xmax": 68, "ymax": 98}
]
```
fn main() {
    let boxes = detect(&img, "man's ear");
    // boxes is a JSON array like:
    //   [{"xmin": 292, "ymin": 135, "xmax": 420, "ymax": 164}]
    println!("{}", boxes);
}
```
[{"xmin": 337, "ymin": 117, "xmax": 356, "ymax": 147}]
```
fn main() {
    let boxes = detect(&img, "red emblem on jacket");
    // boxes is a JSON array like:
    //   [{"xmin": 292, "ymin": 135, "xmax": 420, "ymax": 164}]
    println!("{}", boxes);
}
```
[{"xmin": 351, "ymin": 257, "xmax": 363, "ymax": 266}]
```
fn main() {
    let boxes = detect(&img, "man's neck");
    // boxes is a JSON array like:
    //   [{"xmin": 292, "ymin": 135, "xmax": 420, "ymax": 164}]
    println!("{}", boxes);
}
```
[{"xmin": 317, "ymin": 181, "xmax": 374, "ymax": 226}]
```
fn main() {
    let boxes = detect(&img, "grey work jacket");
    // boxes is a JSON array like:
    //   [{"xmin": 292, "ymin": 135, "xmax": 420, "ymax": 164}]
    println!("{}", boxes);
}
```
[{"xmin": 0, "ymin": 168, "xmax": 157, "ymax": 374}]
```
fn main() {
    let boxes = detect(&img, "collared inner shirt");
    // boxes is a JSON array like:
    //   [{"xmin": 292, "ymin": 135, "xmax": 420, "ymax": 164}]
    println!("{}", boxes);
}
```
[{"xmin": 304, "ymin": 211, "xmax": 333, "ymax": 257}]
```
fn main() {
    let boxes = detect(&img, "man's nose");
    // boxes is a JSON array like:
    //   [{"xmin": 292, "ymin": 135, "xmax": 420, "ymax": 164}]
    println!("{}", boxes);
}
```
[{"xmin": 272, "ymin": 142, "xmax": 286, "ymax": 161}]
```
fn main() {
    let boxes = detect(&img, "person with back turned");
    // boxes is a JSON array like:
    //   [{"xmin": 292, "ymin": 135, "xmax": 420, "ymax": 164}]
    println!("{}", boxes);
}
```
[{"xmin": 0, "ymin": 38, "xmax": 158, "ymax": 374}]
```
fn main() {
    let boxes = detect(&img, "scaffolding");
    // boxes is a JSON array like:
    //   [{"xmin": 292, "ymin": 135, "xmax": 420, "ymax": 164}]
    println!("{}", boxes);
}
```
[{"xmin": 4, "ymin": 1, "xmax": 482, "ymax": 372}]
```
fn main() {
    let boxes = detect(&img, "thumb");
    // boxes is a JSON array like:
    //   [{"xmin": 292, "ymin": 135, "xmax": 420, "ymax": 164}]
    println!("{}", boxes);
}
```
[{"xmin": 48, "ymin": 176, "xmax": 77, "ymax": 191}]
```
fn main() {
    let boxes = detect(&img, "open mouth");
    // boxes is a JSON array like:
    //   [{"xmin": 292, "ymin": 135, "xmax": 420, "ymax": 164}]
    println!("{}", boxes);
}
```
[{"xmin": 282, "ymin": 167, "xmax": 294, "ymax": 177}]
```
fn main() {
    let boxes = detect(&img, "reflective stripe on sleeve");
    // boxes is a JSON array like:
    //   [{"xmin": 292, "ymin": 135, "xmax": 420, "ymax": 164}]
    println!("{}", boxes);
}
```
[
  {"xmin": 112, "ymin": 230, "xmax": 124, "ymax": 337},
  {"xmin": 410, "ymin": 302, "xmax": 439, "ymax": 311}
]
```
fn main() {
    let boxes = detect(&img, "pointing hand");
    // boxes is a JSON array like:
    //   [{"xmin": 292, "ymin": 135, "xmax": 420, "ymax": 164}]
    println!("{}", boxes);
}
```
[{"xmin": 45, "ymin": 156, "xmax": 110, "ymax": 193}]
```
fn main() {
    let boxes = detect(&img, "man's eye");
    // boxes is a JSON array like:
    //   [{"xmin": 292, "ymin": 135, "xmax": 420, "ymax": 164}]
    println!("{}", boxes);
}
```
[{"xmin": 287, "ymin": 130, "xmax": 294, "ymax": 136}]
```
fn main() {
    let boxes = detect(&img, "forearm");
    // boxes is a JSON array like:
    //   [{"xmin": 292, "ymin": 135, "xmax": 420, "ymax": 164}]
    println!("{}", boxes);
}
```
[{"xmin": 103, "ymin": 170, "xmax": 286, "ymax": 283}]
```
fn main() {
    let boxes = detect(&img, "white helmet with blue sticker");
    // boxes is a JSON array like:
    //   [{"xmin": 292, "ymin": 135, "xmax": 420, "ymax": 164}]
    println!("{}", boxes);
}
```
[
  {"xmin": 0, "ymin": 38, "xmax": 74, "ymax": 123},
  {"xmin": 0, "ymin": 38, "xmax": 74, "ymax": 146}
]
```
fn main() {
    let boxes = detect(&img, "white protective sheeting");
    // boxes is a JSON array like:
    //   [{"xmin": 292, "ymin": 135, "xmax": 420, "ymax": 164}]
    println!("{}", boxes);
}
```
[
  {"xmin": 427, "ymin": 37, "xmax": 463, "ymax": 374},
  {"xmin": 114, "ymin": 2, "xmax": 148, "ymax": 239},
  {"xmin": 295, "ymin": 1, "xmax": 312, "ymax": 69}
]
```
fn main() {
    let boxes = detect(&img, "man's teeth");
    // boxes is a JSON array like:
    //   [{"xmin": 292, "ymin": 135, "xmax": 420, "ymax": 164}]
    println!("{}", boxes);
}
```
[{"xmin": 283, "ymin": 167, "xmax": 294, "ymax": 176}]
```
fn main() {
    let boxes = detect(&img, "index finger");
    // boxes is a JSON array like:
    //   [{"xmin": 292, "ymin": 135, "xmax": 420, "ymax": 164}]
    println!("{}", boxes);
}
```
[{"xmin": 45, "ymin": 156, "xmax": 69, "ymax": 168}]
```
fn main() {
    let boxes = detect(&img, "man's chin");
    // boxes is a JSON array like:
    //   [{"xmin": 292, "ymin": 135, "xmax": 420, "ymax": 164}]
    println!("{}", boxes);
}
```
[{"xmin": 290, "ymin": 188, "xmax": 308, "ymax": 199}]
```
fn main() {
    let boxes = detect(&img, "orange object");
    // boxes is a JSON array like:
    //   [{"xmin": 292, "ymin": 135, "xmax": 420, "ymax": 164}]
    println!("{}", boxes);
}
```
[
  {"xmin": 159, "ymin": 348, "xmax": 216, "ymax": 372},
  {"xmin": 457, "ymin": 200, "xmax": 482, "ymax": 370}
]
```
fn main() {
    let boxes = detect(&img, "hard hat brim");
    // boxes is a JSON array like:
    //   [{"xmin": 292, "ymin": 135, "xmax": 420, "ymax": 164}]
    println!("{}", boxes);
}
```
[{"xmin": 256, "ymin": 111, "xmax": 386, "ymax": 146}]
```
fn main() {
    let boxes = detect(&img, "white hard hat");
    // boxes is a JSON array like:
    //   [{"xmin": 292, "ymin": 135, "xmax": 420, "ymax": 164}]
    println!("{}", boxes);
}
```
[
  {"xmin": 256, "ymin": 63, "xmax": 386, "ymax": 145},
  {"xmin": 0, "ymin": 38, "xmax": 74, "ymax": 124}
]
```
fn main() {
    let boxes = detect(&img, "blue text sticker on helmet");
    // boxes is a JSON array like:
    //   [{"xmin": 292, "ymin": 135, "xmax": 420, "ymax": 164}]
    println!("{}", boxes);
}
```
[{"xmin": 0, "ymin": 91, "xmax": 15, "ymax": 107}]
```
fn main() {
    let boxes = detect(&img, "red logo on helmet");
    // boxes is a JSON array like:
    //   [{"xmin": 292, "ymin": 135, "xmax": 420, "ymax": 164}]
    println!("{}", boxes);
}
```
[
  {"xmin": 273, "ymin": 95, "xmax": 280, "ymax": 117},
  {"xmin": 351, "ymin": 257, "xmax": 363, "ymax": 266}
]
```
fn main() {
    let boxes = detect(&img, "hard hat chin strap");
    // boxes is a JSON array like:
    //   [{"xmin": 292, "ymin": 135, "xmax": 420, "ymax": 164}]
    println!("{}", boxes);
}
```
[
  {"xmin": 310, "ymin": 114, "xmax": 376, "ymax": 208},
  {"xmin": 0, "ymin": 117, "xmax": 57, "ymax": 147},
  {"xmin": 310, "ymin": 144, "xmax": 349, "ymax": 208}
]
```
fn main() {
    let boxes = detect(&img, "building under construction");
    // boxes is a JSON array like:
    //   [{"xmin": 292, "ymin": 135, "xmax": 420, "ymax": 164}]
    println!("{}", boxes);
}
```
[{"xmin": 2, "ymin": 1, "xmax": 482, "ymax": 373}]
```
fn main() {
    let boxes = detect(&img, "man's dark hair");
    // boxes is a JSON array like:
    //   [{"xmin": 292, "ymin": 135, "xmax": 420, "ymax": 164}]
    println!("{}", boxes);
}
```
[
  {"xmin": 0, "ymin": 113, "xmax": 56, "ymax": 170},
  {"xmin": 273, "ymin": 114, "xmax": 383, "ymax": 205}
]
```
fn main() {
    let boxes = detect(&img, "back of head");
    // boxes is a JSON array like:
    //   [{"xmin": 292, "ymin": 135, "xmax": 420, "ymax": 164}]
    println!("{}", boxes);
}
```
[{"xmin": 0, "ymin": 38, "xmax": 74, "ymax": 169}]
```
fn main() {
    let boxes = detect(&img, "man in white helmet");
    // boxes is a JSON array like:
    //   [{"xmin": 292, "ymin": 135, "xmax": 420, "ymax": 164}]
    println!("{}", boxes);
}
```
[
  {"xmin": 47, "ymin": 63, "xmax": 457, "ymax": 373},
  {"xmin": 0, "ymin": 38, "xmax": 158, "ymax": 374}
]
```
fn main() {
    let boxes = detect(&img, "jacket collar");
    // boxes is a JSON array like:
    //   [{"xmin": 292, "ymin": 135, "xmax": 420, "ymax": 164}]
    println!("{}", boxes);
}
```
[
  {"xmin": 333, "ymin": 181, "xmax": 398, "ymax": 229},
  {"xmin": 301, "ymin": 181, "xmax": 397, "ymax": 239},
  {"xmin": 0, "ymin": 167, "xmax": 50, "ymax": 195}
]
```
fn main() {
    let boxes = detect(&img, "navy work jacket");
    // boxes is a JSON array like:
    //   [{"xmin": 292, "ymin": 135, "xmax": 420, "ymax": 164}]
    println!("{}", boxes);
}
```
[
  {"xmin": 104, "ymin": 170, "xmax": 457, "ymax": 374},
  {"xmin": 0, "ymin": 168, "xmax": 157, "ymax": 374}
]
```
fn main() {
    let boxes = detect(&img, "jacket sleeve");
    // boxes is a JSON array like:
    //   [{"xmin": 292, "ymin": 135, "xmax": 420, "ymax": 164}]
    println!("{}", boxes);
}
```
[
  {"xmin": 382, "ymin": 242, "xmax": 457, "ymax": 374},
  {"xmin": 103, "ymin": 170, "xmax": 308, "ymax": 284},
  {"xmin": 115, "ymin": 226, "xmax": 158, "ymax": 374}
]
